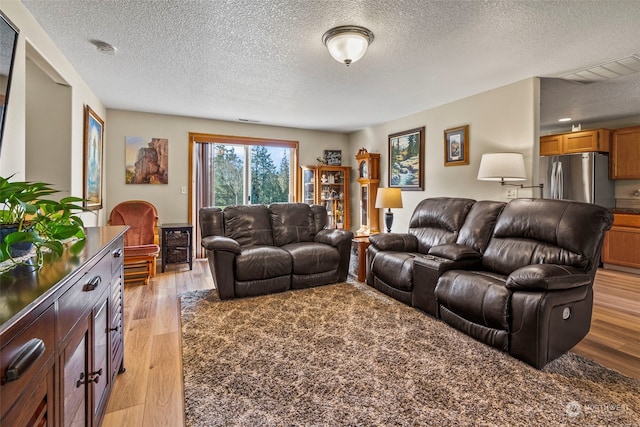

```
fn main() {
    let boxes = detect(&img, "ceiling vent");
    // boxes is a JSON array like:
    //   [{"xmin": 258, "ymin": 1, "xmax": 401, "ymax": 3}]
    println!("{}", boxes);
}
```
[{"xmin": 561, "ymin": 55, "xmax": 640, "ymax": 84}]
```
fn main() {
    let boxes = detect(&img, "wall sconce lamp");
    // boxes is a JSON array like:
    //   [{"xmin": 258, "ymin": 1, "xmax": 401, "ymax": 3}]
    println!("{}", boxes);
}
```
[
  {"xmin": 477, "ymin": 152, "xmax": 544, "ymax": 196},
  {"xmin": 375, "ymin": 188, "xmax": 403, "ymax": 232},
  {"xmin": 322, "ymin": 25, "xmax": 374, "ymax": 67}
]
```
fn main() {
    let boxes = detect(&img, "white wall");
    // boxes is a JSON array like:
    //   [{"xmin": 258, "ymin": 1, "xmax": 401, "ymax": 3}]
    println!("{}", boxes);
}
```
[
  {"xmin": 105, "ymin": 109, "xmax": 349, "ymax": 224},
  {"xmin": 1, "ymin": 1, "xmax": 105, "ymax": 225},
  {"xmin": 25, "ymin": 57, "xmax": 72, "ymax": 195},
  {"xmin": 349, "ymin": 78, "xmax": 539, "ymax": 232}
]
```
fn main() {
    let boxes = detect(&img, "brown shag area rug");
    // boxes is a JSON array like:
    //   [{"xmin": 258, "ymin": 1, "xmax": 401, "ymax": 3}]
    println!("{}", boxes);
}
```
[{"xmin": 180, "ymin": 282, "xmax": 640, "ymax": 426}]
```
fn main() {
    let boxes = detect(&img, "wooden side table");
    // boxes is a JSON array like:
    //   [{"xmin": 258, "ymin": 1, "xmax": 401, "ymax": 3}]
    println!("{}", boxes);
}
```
[
  {"xmin": 349, "ymin": 236, "xmax": 371, "ymax": 282},
  {"xmin": 160, "ymin": 223, "xmax": 193, "ymax": 272}
]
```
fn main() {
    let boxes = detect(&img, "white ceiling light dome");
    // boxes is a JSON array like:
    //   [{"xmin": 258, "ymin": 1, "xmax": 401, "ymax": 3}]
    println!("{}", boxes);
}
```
[{"xmin": 322, "ymin": 25, "xmax": 374, "ymax": 67}]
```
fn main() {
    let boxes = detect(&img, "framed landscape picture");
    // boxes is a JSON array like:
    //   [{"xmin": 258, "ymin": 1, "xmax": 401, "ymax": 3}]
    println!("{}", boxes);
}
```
[
  {"xmin": 83, "ymin": 105, "xmax": 104, "ymax": 210},
  {"xmin": 444, "ymin": 125, "xmax": 469, "ymax": 166},
  {"xmin": 388, "ymin": 126, "xmax": 424, "ymax": 190}
]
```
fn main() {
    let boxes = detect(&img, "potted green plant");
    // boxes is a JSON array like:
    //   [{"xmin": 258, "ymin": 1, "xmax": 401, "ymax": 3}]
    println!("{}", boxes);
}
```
[{"xmin": 0, "ymin": 175, "xmax": 87, "ymax": 268}]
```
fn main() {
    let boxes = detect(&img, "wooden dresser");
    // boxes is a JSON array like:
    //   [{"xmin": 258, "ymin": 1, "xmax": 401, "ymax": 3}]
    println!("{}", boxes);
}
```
[{"xmin": 1, "ymin": 226, "xmax": 127, "ymax": 427}]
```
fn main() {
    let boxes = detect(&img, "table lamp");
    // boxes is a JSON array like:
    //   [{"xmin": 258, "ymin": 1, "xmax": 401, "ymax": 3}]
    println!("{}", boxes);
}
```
[{"xmin": 375, "ymin": 188, "xmax": 403, "ymax": 232}]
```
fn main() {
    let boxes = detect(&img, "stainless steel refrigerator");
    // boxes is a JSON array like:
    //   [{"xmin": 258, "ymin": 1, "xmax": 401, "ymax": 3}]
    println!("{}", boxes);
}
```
[{"xmin": 539, "ymin": 152, "xmax": 615, "ymax": 208}]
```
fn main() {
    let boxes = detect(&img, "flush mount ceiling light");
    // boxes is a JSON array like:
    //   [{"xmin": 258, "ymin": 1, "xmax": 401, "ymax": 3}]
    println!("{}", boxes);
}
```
[
  {"xmin": 322, "ymin": 25, "xmax": 374, "ymax": 67},
  {"xmin": 90, "ymin": 39, "xmax": 117, "ymax": 55}
]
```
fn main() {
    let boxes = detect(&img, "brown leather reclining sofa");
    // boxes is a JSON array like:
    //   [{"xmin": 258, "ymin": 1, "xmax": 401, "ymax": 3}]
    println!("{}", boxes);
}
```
[
  {"xmin": 367, "ymin": 197, "xmax": 613, "ymax": 368},
  {"xmin": 200, "ymin": 203, "xmax": 354, "ymax": 299}
]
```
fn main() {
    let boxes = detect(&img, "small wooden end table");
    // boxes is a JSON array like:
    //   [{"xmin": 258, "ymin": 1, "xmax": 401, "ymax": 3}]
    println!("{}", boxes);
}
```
[
  {"xmin": 160, "ymin": 223, "xmax": 193, "ymax": 272},
  {"xmin": 350, "ymin": 236, "xmax": 371, "ymax": 282}
]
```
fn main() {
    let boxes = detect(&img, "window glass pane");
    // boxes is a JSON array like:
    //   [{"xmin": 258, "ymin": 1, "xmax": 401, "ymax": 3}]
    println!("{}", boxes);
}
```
[
  {"xmin": 250, "ymin": 145, "xmax": 291, "ymax": 204},
  {"xmin": 213, "ymin": 144, "xmax": 245, "ymax": 207}
]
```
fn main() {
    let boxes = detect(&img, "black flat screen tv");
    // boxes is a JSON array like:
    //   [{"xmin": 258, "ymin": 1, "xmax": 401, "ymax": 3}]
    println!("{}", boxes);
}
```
[{"xmin": 0, "ymin": 11, "xmax": 19, "ymax": 155}]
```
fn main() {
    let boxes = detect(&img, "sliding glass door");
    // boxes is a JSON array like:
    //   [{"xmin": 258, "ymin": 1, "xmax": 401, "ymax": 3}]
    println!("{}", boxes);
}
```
[
  {"xmin": 197, "ymin": 143, "xmax": 294, "ymax": 208},
  {"xmin": 192, "ymin": 134, "xmax": 299, "ymax": 257}
]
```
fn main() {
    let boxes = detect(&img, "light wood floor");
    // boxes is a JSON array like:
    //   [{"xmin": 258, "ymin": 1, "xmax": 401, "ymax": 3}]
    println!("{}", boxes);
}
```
[
  {"xmin": 572, "ymin": 268, "xmax": 640, "ymax": 380},
  {"xmin": 102, "ymin": 263, "xmax": 640, "ymax": 426}
]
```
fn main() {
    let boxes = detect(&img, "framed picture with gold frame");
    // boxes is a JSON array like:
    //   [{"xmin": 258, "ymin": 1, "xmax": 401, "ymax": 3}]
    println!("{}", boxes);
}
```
[
  {"xmin": 83, "ymin": 105, "xmax": 104, "ymax": 210},
  {"xmin": 444, "ymin": 125, "xmax": 469, "ymax": 166},
  {"xmin": 388, "ymin": 126, "xmax": 425, "ymax": 191}
]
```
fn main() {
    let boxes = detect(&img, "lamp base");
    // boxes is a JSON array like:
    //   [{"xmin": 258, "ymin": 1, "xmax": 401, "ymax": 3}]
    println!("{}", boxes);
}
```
[{"xmin": 384, "ymin": 210, "xmax": 394, "ymax": 233}]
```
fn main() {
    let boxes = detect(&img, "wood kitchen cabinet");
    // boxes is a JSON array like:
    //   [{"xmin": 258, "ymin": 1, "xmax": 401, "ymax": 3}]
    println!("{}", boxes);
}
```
[
  {"xmin": 602, "ymin": 213, "xmax": 640, "ymax": 269},
  {"xmin": 610, "ymin": 126, "xmax": 640, "ymax": 179},
  {"xmin": 0, "ymin": 226, "xmax": 126, "ymax": 427},
  {"xmin": 539, "ymin": 133, "xmax": 563, "ymax": 156},
  {"xmin": 540, "ymin": 128, "xmax": 610, "ymax": 156}
]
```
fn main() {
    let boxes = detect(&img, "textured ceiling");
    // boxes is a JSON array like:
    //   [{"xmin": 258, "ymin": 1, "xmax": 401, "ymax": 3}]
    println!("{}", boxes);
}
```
[
  {"xmin": 540, "ymin": 74, "xmax": 640, "ymax": 132},
  {"xmin": 20, "ymin": 0, "xmax": 640, "ymax": 133}
]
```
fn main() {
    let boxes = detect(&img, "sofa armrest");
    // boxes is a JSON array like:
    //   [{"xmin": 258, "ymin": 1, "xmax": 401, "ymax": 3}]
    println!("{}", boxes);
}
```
[
  {"xmin": 201, "ymin": 235, "xmax": 241, "ymax": 254},
  {"xmin": 368, "ymin": 233, "xmax": 418, "ymax": 252},
  {"xmin": 314, "ymin": 229, "xmax": 354, "ymax": 247},
  {"xmin": 201, "ymin": 236, "xmax": 239, "ymax": 300},
  {"xmin": 315, "ymin": 229, "xmax": 354, "ymax": 282},
  {"xmin": 412, "ymin": 254, "xmax": 482, "ymax": 316},
  {"xmin": 506, "ymin": 264, "xmax": 591, "ymax": 291},
  {"xmin": 428, "ymin": 243, "xmax": 481, "ymax": 261}
]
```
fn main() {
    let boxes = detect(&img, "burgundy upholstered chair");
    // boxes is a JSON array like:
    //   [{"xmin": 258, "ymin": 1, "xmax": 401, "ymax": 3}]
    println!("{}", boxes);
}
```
[{"xmin": 108, "ymin": 200, "xmax": 160, "ymax": 285}]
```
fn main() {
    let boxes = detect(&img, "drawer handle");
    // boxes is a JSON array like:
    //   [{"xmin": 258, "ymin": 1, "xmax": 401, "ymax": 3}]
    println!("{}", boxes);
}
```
[
  {"xmin": 113, "ymin": 248, "xmax": 123, "ymax": 258},
  {"xmin": 83, "ymin": 276, "xmax": 101, "ymax": 292},
  {"xmin": 1, "ymin": 338, "xmax": 45, "ymax": 384}
]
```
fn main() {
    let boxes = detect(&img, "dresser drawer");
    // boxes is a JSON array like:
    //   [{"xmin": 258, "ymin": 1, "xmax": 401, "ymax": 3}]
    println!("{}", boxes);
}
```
[
  {"xmin": 111, "ymin": 236, "xmax": 125, "ymax": 275},
  {"xmin": 58, "ymin": 251, "xmax": 112, "ymax": 341},
  {"xmin": 0, "ymin": 303, "xmax": 55, "ymax": 420}
]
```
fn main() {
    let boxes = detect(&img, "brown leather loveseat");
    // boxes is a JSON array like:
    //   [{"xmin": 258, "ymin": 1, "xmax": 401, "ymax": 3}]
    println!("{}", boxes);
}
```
[
  {"xmin": 200, "ymin": 203, "xmax": 353, "ymax": 299},
  {"xmin": 367, "ymin": 197, "xmax": 613, "ymax": 368}
]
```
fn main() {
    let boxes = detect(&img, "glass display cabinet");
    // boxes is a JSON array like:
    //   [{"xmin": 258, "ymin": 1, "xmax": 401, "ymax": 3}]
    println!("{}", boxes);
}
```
[
  {"xmin": 301, "ymin": 167, "xmax": 316, "ymax": 205},
  {"xmin": 355, "ymin": 148, "xmax": 380, "ymax": 236},
  {"xmin": 299, "ymin": 165, "xmax": 351, "ymax": 229}
]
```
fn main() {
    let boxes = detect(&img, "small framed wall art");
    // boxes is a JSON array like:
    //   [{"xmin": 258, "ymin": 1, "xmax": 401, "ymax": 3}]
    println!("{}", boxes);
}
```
[
  {"xmin": 324, "ymin": 149, "xmax": 342, "ymax": 165},
  {"xmin": 388, "ymin": 126, "xmax": 425, "ymax": 190},
  {"xmin": 83, "ymin": 105, "xmax": 104, "ymax": 210},
  {"xmin": 444, "ymin": 125, "xmax": 469, "ymax": 166},
  {"xmin": 125, "ymin": 136, "xmax": 169, "ymax": 184}
]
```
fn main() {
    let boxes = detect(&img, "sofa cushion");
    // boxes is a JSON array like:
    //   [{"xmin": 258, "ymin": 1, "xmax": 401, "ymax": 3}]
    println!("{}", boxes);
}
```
[
  {"xmin": 282, "ymin": 242, "xmax": 339, "ymax": 275},
  {"xmin": 408, "ymin": 197, "xmax": 475, "ymax": 253},
  {"xmin": 310, "ymin": 205, "xmax": 329, "ymax": 234},
  {"xmin": 482, "ymin": 198, "xmax": 613, "ymax": 275},
  {"xmin": 199, "ymin": 207, "xmax": 224, "ymax": 238},
  {"xmin": 224, "ymin": 205, "xmax": 274, "ymax": 247},
  {"xmin": 456, "ymin": 200, "xmax": 505, "ymax": 253},
  {"xmin": 270, "ymin": 203, "xmax": 316, "ymax": 246},
  {"xmin": 435, "ymin": 270, "xmax": 510, "ymax": 331},
  {"xmin": 235, "ymin": 246, "xmax": 291, "ymax": 281},
  {"xmin": 371, "ymin": 251, "xmax": 419, "ymax": 291},
  {"xmin": 428, "ymin": 243, "xmax": 480, "ymax": 261}
]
